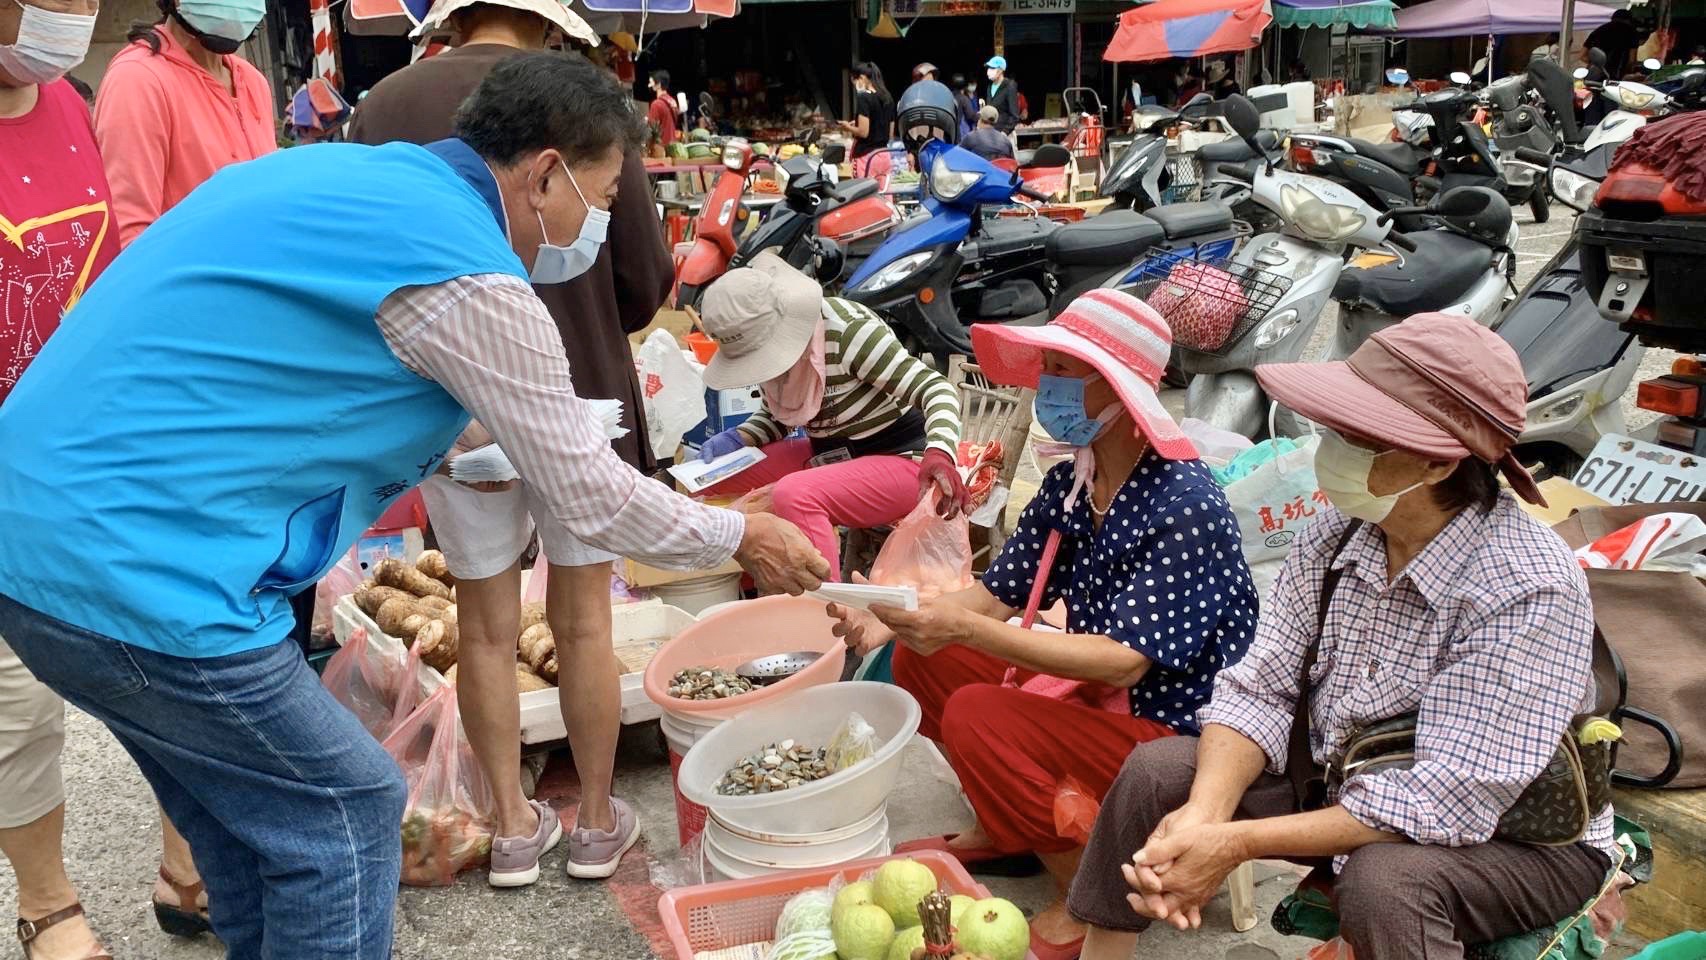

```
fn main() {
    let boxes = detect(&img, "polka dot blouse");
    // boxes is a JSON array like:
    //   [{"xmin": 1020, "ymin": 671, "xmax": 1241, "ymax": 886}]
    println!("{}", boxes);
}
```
[{"xmin": 982, "ymin": 452, "xmax": 1260, "ymax": 733}]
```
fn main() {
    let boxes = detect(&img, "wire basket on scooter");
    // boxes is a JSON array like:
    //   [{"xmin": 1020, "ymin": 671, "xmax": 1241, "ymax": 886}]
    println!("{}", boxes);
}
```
[
  {"xmin": 1124, "ymin": 251, "xmax": 1292, "ymax": 356},
  {"xmin": 1162, "ymin": 152, "xmax": 1201, "ymax": 204}
]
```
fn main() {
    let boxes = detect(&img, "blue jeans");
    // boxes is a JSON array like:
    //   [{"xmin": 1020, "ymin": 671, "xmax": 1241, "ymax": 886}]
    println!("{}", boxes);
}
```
[{"xmin": 0, "ymin": 593, "xmax": 405, "ymax": 959}]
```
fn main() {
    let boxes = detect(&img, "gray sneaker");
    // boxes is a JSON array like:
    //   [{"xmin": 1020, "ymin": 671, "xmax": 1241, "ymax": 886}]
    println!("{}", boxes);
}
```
[
  {"xmin": 565, "ymin": 797, "xmax": 641, "ymax": 880},
  {"xmin": 488, "ymin": 800, "xmax": 564, "ymax": 888}
]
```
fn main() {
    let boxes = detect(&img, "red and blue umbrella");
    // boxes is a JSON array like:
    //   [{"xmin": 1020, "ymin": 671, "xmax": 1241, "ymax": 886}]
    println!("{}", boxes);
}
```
[{"xmin": 1104, "ymin": 0, "xmax": 1272, "ymax": 63}]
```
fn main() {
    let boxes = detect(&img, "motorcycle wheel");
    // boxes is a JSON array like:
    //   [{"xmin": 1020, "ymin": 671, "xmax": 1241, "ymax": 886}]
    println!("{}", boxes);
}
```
[{"xmin": 1528, "ymin": 190, "xmax": 1550, "ymax": 224}]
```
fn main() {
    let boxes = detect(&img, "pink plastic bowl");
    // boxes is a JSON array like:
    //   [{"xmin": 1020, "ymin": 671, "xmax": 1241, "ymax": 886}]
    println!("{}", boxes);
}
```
[{"xmin": 642, "ymin": 594, "xmax": 846, "ymax": 720}]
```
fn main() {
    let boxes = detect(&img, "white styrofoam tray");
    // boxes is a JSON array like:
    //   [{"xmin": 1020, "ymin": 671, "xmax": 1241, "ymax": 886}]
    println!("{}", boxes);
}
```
[{"xmin": 332, "ymin": 596, "xmax": 697, "ymax": 742}]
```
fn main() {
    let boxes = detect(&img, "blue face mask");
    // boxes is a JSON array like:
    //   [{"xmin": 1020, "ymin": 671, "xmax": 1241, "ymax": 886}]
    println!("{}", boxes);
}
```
[{"xmin": 1035, "ymin": 373, "xmax": 1114, "ymax": 445}]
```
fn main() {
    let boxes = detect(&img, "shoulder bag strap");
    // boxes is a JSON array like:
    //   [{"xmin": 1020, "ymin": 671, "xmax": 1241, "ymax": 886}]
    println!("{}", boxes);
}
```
[{"xmin": 1286, "ymin": 519, "xmax": 1363, "ymax": 812}]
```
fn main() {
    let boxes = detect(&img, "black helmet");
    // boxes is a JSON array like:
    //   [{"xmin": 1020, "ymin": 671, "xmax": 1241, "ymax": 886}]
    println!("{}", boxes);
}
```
[
  {"xmin": 1436, "ymin": 186, "xmax": 1512, "ymax": 248},
  {"xmin": 896, "ymin": 79, "xmax": 959, "ymax": 148}
]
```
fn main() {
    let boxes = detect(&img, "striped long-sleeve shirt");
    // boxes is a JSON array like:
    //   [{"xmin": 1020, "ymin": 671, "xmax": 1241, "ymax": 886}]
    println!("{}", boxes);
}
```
[{"xmin": 734, "ymin": 298, "xmax": 963, "ymax": 458}]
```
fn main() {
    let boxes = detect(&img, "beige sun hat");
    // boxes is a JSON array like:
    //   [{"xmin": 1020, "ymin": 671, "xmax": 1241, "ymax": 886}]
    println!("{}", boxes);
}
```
[
  {"xmin": 698, "ymin": 250, "xmax": 823, "ymax": 390},
  {"xmin": 411, "ymin": 0, "xmax": 599, "ymax": 46}
]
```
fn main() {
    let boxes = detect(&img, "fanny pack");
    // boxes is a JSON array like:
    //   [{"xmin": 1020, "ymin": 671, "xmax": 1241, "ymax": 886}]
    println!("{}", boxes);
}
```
[{"xmin": 1287, "ymin": 521, "xmax": 1613, "ymax": 847}]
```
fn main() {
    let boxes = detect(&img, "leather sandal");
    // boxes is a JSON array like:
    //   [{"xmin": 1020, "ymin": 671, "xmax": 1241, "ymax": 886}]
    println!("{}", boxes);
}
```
[
  {"xmin": 153, "ymin": 869, "xmax": 212, "ymax": 938},
  {"xmin": 16, "ymin": 904, "xmax": 113, "ymax": 960}
]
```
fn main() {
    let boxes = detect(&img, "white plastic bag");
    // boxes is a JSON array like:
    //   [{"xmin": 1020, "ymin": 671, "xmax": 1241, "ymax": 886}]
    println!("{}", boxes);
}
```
[
  {"xmin": 1574, "ymin": 512, "xmax": 1706, "ymax": 572},
  {"xmin": 635, "ymin": 329, "xmax": 707, "ymax": 461},
  {"xmin": 1180, "ymin": 417, "xmax": 1254, "ymax": 469},
  {"xmin": 1221, "ymin": 435, "xmax": 1324, "ymax": 602}
]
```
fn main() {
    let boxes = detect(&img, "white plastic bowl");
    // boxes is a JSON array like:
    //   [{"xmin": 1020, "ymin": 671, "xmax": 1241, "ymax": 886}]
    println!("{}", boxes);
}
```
[
  {"xmin": 703, "ymin": 826, "xmax": 890, "ymax": 881},
  {"xmin": 704, "ymin": 813, "xmax": 890, "ymax": 870},
  {"xmin": 677, "ymin": 681, "xmax": 922, "ymax": 835}
]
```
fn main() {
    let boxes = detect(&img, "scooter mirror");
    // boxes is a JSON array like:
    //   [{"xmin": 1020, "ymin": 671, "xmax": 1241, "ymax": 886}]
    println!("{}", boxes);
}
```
[
  {"xmin": 1449, "ymin": 71, "xmax": 1472, "ymax": 85},
  {"xmin": 1220, "ymin": 94, "xmax": 1262, "ymax": 144},
  {"xmin": 1574, "ymin": 67, "xmax": 1590, "ymax": 80},
  {"xmin": 1644, "ymin": 58, "xmax": 1663, "ymax": 71},
  {"xmin": 1589, "ymin": 47, "xmax": 1608, "ymax": 69}
]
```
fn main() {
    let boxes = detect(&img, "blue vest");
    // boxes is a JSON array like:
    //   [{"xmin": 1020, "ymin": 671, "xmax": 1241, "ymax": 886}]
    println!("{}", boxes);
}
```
[{"xmin": 0, "ymin": 140, "xmax": 528, "ymax": 658}]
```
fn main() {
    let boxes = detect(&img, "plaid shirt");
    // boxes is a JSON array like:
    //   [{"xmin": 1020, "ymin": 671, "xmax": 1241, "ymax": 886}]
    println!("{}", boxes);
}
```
[{"xmin": 1199, "ymin": 495, "xmax": 1616, "ymax": 863}]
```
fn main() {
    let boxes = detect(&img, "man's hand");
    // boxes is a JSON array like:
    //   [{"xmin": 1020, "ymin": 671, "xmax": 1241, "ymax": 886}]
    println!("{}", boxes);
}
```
[
  {"xmin": 866, "ymin": 596, "xmax": 971, "ymax": 657},
  {"xmin": 441, "ymin": 421, "xmax": 517, "ymax": 492},
  {"xmin": 1124, "ymin": 821, "xmax": 1250, "ymax": 931},
  {"xmin": 826, "ymin": 573, "xmax": 897, "ymax": 655},
  {"xmin": 733, "ymin": 513, "xmax": 829, "ymax": 595},
  {"xmin": 1122, "ymin": 802, "xmax": 1224, "ymax": 926}
]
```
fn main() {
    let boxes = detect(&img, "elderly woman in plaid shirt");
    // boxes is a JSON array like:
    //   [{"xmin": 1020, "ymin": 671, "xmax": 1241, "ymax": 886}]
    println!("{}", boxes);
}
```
[{"xmin": 1069, "ymin": 313, "xmax": 1615, "ymax": 960}]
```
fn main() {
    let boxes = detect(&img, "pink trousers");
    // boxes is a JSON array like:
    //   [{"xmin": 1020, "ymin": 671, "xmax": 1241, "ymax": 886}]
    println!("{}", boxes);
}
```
[{"xmin": 705, "ymin": 438, "xmax": 921, "ymax": 581}]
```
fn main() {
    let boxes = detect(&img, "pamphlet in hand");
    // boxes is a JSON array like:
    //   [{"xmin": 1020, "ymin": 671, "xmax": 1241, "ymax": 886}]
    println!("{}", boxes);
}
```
[
  {"xmin": 667, "ymin": 446, "xmax": 767, "ymax": 494},
  {"xmin": 447, "ymin": 400, "xmax": 628, "ymax": 485},
  {"xmin": 811, "ymin": 582, "xmax": 920, "ymax": 612}
]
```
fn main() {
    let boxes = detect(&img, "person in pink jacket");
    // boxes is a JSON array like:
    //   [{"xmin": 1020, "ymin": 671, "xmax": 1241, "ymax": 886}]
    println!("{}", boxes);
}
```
[{"xmin": 93, "ymin": 0, "xmax": 275, "ymax": 247}]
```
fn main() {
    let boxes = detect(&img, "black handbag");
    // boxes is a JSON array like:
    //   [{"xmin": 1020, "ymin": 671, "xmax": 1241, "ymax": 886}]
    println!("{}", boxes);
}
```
[{"xmin": 1285, "ymin": 521, "xmax": 1614, "ymax": 847}]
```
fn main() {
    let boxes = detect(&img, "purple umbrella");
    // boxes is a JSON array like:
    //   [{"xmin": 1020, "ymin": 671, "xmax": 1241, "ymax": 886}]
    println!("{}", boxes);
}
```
[{"xmin": 1382, "ymin": 0, "xmax": 1614, "ymax": 37}]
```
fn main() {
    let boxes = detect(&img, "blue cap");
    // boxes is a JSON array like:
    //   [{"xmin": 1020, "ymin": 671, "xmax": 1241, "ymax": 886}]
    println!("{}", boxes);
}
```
[{"xmin": 986, "ymin": 56, "xmax": 1007, "ymax": 70}]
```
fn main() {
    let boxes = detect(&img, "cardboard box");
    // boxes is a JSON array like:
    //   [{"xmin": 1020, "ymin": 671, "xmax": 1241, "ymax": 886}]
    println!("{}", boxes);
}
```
[
  {"xmin": 1516, "ymin": 476, "xmax": 1611, "ymax": 527},
  {"xmin": 621, "ymin": 557, "xmax": 743, "ymax": 588}
]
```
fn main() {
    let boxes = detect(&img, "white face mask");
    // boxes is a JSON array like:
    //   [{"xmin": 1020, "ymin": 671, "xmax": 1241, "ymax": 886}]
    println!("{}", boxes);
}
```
[
  {"xmin": 0, "ymin": 0, "xmax": 94, "ymax": 85},
  {"xmin": 986, "ymin": 68, "xmax": 999, "ymax": 81},
  {"xmin": 1313, "ymin": 429, "xmax": 1426, "ymax": 524},
  {"xmin": 530, "ymin": 159, "xmax": 610, "ymax": 286}
]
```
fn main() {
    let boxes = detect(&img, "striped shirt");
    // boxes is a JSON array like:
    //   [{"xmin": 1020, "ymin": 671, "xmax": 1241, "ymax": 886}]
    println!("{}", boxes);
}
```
[
  {"xmin": 734, "ymin": 298, "xmax": 963, "ymax": 457},
  {"xmin": 1198, "ymin": 497, "xmax": 1615, "ymax": 865},
  {"xmin": 376, "ymin": 274, "xmax": 745, "ymax": 569}
]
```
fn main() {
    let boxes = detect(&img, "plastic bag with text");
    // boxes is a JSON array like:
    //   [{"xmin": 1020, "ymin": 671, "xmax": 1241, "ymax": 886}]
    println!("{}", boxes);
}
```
[
  {"xmin": 1220, "ymin": 435, "xmax": 1322, "ymax": 603},
  {"xmin": 868, "ymin": 498, "xmax": 974, "ymax": 600},
  {"xmin": 381, "ymin": 684, "xmax": 496, "ymax": 886},
  {"xmin": 321, "ymin": 628, "xmax": 410, "ymax": 739},
  {"xmin": 1052, "ymin": 776, "xmax": 1100, "ymax": 845},
  {"xmin": 635, "ymin": 328, "xmax": 707, "ymax": 461}
]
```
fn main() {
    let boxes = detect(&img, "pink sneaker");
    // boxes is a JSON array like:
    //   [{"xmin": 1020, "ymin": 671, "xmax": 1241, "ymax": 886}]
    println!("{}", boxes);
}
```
[
  {"xmin": 565, "ymin": 797, "xmax": 640, "ymax": 880},
  {"xmin": 488, "ymin": 800, "xmax": 563, "ymax": 888}
]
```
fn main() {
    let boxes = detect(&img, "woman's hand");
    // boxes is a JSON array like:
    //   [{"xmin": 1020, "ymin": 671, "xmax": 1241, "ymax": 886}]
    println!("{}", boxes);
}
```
[
  {"xmin": 916, "ymin": 449, "xmax": 968, "ymax": 519},
  {"xmin": 866, "ymin": 596, "xmax": 972, "ymax": 657},
  {"xmin": 826, "ymin": 573, "xmax": 899, "ymax": 654}
]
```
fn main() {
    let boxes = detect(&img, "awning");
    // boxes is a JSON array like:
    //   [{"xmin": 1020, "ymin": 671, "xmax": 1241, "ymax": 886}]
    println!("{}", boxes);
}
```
[
  {"xmin": 1381, "ymin": 0, "xmax": 1614, "ymax": 36},
  {"xmin": 1272, "ymin": 0, "xmax": 1395, "ymax": 29},
  {"xmin": 1104, "ymin": 0, "xmax": 1272, "ymax": 62}
]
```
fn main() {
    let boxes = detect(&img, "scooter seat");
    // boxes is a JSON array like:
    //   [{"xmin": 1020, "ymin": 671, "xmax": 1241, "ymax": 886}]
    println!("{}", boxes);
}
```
[
  {"xmin": 1333, "ymin": 230, "xmax": 1495, "ymax": 316},
  {"xmin": 1145, "ymin": 201, "xmax": 1234, "ymax": 240},
  {"xmin": 1045, "ymin": 210, "xmax": 1165, "ymax": 267},
  {"xmin": 975, "ymin": 215, "xmax": 1057, "ymax": 260},
  {"xmin": 1347, "ymin": 137, "xmax": 1422, "ymax": 176},
  {"xmin": 1196, "ymin": 130, "xmax": 1280, "ymax": 164},
  {"xmin": 830, "ymin": 179, "xmax": 880, "ymax": 204}
]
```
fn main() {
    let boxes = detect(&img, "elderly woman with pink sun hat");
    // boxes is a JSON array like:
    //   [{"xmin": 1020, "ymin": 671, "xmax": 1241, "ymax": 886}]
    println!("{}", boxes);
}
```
[{"xmin": 828, "ymin": 289, "xmax": 1260, "ymax": 959}]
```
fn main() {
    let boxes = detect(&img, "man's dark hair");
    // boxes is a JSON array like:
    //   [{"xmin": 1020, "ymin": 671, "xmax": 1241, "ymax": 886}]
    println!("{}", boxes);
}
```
[
  {"xmin": 1431, "ymin": 458, "xmax": 1500, "ymax": 514},
  {"xmin": 651, "ymin": 69, "xmax": 671, "ymax": 91},
  {"xmin": 455, "ymin": 51, "xmax": 645, "ymax": 166}
]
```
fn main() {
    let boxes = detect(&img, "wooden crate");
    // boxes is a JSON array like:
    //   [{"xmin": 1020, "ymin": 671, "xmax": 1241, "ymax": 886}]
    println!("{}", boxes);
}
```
[{"xmin": 1615, "ymin": 787, "xmax": 1706, "ymax": 938}]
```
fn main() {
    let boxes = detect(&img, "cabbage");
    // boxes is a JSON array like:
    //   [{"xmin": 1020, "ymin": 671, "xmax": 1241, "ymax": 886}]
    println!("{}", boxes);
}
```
[
  {"xmin": 765, "ymin": 931, "xmax": 837, "ymax": 960},
  {"xmin": 774, "ymin": 888, "xmax": 834, "ymax": 941}
]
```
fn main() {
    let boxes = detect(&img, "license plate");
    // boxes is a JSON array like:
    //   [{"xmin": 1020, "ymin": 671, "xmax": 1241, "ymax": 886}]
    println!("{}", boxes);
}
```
[{"xmin": 1573, "ymin": 433, "xmax": 1706, "ymax": 504}]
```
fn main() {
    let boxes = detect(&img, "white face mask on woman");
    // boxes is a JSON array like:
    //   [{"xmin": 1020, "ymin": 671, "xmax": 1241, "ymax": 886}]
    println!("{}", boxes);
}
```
[
  {"xmin": 0, "ymin": 0, "xmax": 94, "ymax": 85},
  {"xmin": 1313, "ymin": 429, "xmax": 1427, "ymax": 523}
]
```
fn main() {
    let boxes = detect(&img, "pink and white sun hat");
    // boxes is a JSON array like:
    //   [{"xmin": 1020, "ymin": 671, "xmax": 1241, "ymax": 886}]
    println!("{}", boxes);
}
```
[{"xmin": 970, "ymin": 288, "xmax": 1199, "ymax": 460}]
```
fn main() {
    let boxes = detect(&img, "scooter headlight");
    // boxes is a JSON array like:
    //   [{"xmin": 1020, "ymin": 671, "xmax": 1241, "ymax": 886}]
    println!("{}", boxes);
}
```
[
  {"xmin": 852, "ymin": 251, "xmax": 934, "ymax": 292},
  {"xmin": 1533, "ymin": 391, "xmax": 1586, "ymax": 424},
  {"xmin": 1251, "ymin": 308, "xmax": 1302, "ymax": 349},
  {"xmin": 1549, "ymin": 168, "xmax": 1599, "ymax": 211},
  {"xmin": 722, "ymin": 141, "xmax": 750, "ymax": 171},
  {"xmin": 930, "ymin": 155, "xmax": 983, "ymax": 202},
  {"xmin": 1617, "ymin": 86, "xmax": 1657, "ymax": 111},
  {"xmin": 1278, "ymin": 183, "xmax": 1367, "ymax": 242}
]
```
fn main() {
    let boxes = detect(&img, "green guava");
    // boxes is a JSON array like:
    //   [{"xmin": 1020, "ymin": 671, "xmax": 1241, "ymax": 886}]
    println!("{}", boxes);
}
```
[
  {"xmin": 831, "ymin": 903, "xmax": 896, "ymax": 960},
  {"xmin": 872, "ymin": 858, "xmax": 938, "ymax": 927},
  {"xmin": 954, "ymin": 897, "xmax": 1029, "ymax": 960},
  {"xmin": 832, "ymin": 880, "xmax": 875, "ymax": 923},
  {"xmin": 948, "ymin": 894, "xmax": 976, "ymax": 930},
  {"xmin": 885, "ymin": 925, "xmax": 927, "ymax": 960}
]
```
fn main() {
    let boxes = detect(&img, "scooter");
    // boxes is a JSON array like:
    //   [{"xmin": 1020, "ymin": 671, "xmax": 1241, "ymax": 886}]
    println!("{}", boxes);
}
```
[
  {"xmin": 1485, "ymin": 58, "xmax": 1581, "ymax": 223},
  {"xmin": 843, "ymin": 139, "xmax": 1242, "ymax": 365},
  {"xmin": 1100, "ymin": 95, "xmax": 1219, "ymax": 212},
  {"xmin": 673, "ymin": 138, "xmax": 761, "ymax": 309}
]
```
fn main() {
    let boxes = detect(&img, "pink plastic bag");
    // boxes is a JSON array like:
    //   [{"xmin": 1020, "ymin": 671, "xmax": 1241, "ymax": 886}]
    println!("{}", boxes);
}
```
[
  {"xmin": 382, "ymin": 684, "xmax": 497, "ymax": 887},
  {"xmin": 310, "ymin": 548, "xmax": 363, "ymax": 647},
  {"xmin": 321, "ymin": 628, "xmax": 410, "ymax": 739},
  {"xmin": 868, "ymin": 497, "xmax": 973, "ymax": 600}
]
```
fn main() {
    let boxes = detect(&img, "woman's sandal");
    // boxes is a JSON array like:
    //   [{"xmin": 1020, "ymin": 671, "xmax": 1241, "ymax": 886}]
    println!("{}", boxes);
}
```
[
  {"xmin": 153, "ymin": 869, "xmax": 212, "ymax": 938},
  {"xmin": 16, "ymin": 903, "xmax": 113, "ymax": 960},
  {"xmin": 893, "ymin": 834, "xmax": 1044, "ymax": 877},
  {"xmin": 1028, "ymin": 930, "xmax": 1085, "ymax": 960}
]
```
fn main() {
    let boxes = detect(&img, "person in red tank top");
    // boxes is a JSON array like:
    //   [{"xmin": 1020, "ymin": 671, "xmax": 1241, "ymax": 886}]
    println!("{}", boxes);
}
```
[{"xmin": 647, "ymin": 69, "xmax": 678, "ymax": 147}]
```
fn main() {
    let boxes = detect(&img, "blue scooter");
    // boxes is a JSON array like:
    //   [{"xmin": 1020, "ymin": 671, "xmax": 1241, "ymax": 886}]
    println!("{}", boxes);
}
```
[{"xmin": 843, "ymin": 139, "xmax": 1243, "ymax": 365}]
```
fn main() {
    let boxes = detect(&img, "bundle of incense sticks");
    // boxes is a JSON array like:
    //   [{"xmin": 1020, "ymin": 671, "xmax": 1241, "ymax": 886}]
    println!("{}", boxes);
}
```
[{"xmin": 919, "ymin": 891, "xmax": 955, "ymax": 957}]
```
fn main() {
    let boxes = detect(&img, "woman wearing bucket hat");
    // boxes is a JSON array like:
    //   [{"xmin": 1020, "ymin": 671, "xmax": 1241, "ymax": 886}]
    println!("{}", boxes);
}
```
[
  {"xmin": 1069, "ymin": 313, "xmax": 1612, "ymax": 960},
  {"xmin": 695, "ymin": 252, "xmax": 966, "ymax": 579},
  {"xmin": 828, "ymin": 289, "xmax": 1259, "ymax": 959}
]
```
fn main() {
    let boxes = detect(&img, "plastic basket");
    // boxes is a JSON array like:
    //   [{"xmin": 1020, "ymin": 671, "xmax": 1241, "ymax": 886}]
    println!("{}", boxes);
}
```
[
  {"xmin": 1162, "ymin": 153, "xmax": 1201, "ymax": 204},
  {"xmin": 656, "ymin": 849, "xmax": 1040, "ymax": 959},
  {"xmin": 1124, "ymin": 251, "xmax": 1292, "ymax": 356}
]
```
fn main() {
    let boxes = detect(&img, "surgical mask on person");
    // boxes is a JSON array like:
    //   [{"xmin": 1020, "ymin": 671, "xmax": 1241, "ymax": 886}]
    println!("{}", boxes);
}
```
[
  {"xmin": 0, "ymin": 0, "xmax": 94, "ymax": 84},
  {"xmin": 986, "ymin": 68, "xmax": 999, "ymax": 82},
  {"xmin": 531, "ymin": 159, "xmax": 610, "ymax": 285},
  {"xmin": 173, "ymin": 0, "xmax": 266, "ymax": 53},
  {"xmin": 1035, "ymin": 373, "xmax": 1118, "ymax": 445},
  {"xmin": 1313, "ymin": 429, "xmax": 1426, "ymax": 523}
]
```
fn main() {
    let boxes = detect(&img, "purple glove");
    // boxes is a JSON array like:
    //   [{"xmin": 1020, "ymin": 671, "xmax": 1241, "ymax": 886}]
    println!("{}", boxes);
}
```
[{"xmin": 698, "ymin": 428, "xmax": 747, "ymax": 462}]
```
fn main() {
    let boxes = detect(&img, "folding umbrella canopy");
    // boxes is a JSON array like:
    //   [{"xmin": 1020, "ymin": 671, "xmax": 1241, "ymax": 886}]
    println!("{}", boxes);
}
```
[
  {"xmin": 1383, "ymin": 0, "xmax": 1613, "ymax": 37},
  {"xmin": 1104, "ymin": 0, "xmax": 1273, "ymax": 62},
  {"xmin": 1272, "ymin": 0, "xmax": 1395, "ymax": 30}
]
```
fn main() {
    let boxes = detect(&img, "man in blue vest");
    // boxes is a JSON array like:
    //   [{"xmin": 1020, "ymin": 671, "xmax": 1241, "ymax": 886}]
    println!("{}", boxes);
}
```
[{"xmin": 0, "ymin": 52, "xmax": 827, "ymax": 958}]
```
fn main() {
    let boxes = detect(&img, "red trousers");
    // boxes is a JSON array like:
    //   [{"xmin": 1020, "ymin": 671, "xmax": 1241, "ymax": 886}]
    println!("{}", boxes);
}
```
[{"xmin": 893, "ymin": 642, "xmax": 1174, "ymax": 855}]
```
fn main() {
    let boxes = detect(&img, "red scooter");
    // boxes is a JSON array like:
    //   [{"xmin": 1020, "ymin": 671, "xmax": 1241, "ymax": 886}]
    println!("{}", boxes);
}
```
[{"xmin": 673, "ymin": 138, "xmax": 760, "ymax": 310}]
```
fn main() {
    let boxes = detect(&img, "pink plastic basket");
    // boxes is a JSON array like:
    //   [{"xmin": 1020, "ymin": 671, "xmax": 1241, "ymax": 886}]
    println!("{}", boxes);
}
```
[
  {"xmin": 656, "ymin": 850, "xmax": 1040, "ymax": 959},
  {"xmin": 642, "ymin": 595, "xmax": 847, "ymax": 720}
]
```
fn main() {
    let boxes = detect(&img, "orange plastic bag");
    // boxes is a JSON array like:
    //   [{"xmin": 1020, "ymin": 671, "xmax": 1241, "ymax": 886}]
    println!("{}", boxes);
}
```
[
  {"xmin": 1052, "ymin": 776, "xmax": 1100, "ymax": 845},
  {"xmin": 1307, "ymin": 937, "xmax": 1355, "ymax": 960},
  {"xmin": 321, "ymin": 628, "xmax": 410, "ymax": 740},
  {"xmin": 381, "ymin": 684, "xmax": 496, "ymax": 886},
  {"xmin": 868, "ymin": 497, "xmax": 973, "ymax": 600}
]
